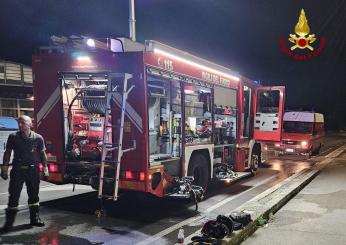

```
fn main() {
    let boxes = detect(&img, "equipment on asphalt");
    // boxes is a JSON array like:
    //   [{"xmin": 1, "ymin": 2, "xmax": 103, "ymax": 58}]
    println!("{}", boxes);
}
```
[
  {"xmin": 170, "ymin": 176, "xmax": 205, "ymax": 211},
  {"xmin": 201, "ymin": 220, "xmax": 229, "ymax": 239},
  {"xmin": 176, "ymin": 228, "xmax": 185, "ymax": 244},
  {"xmin": 189, "ymin": 236, "xmax": 220, "ymax": 245},
  {"xmin": 229, "ymin": 211, "xmax": 252, "ymax": 226}
]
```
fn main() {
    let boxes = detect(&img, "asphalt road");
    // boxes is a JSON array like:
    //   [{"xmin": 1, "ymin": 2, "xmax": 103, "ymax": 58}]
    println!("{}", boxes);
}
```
[{"xmin": 0, "ymin": 132, "xmax": 345, "ymax": 245}]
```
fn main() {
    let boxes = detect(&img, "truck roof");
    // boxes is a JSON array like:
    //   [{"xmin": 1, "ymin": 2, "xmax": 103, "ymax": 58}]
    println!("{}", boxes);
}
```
[
  {"xmin": 283, "ymin": 111, "xmax": 324, "ymax": 123},
  {"xmin": 38, "ymin": 37, "xmax": 261, "ymax": 88}
]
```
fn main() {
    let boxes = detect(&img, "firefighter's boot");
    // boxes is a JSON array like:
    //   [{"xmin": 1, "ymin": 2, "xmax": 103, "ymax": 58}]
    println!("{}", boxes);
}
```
[
  {"xmin": 1, "ymin": 208, "xmax": 18, "ymax": 232},
  {"xmin": 29, "ymin": 205, "xmax": 45, "ymax": 227}
]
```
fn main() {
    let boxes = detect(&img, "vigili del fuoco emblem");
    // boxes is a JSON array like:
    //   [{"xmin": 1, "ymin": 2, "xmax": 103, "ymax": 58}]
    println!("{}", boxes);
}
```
[
  {"xmin": 279, "ymin": 9, "xmax": 325, "ymax": 61},
  {"xmin": 289, "ymin": 9, "xmax": 316, "ymax": 51}
]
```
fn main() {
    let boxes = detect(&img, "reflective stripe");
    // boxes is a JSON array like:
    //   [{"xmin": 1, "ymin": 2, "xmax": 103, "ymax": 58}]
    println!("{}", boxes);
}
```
[
  {"xmin": 28, "ymin": 202, "xmax": 39, "ymax": 207},
  {"xmin": 36, "ymin": 86, "xmax": 61, "ymax": 127}
]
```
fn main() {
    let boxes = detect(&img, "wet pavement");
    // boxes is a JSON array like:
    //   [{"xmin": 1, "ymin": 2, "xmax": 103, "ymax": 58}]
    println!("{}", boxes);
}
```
[
  {"xmin": 244, "ymin": 151, "xmax": 346, "ymax": 245},
  {"xmin": 0, "ymin": 132, "xmax": 344, "ymax": 244}
]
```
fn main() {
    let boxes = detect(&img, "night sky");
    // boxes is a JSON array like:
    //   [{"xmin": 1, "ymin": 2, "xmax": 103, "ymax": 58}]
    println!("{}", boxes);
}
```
[{"xmin": 0, "ymin": 0, "xmax": 345, "ymax": 128}]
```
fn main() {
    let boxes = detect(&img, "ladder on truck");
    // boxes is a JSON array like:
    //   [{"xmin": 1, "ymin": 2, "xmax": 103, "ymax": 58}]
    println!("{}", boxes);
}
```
[{"xmin": 98, "ymin": 73, "xmax": 136, "ymax": 201}]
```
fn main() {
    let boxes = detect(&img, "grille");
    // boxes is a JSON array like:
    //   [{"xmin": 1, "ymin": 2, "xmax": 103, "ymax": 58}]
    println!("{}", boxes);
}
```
[{"xmin": 282, "ymin": 140, "xmax": 299, "ymax": 145}]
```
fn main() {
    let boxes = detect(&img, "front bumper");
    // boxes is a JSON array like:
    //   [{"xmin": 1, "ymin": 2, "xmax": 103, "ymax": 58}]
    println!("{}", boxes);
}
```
[{"xmin": 274, "ymin": 145, "xmax": 311, "ymax": 155}]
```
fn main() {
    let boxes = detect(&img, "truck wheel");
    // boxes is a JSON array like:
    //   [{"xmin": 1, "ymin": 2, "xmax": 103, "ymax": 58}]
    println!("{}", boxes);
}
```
[
  {"xmin": 313, "ymin": 144, "xmax": 322, "ymax": 155},
  {"xmin": 249, "ymin": 153, "xmax": 259, "ymax": 175},
  {"xmin": 188, "ymin": 154, "xmax": 209, "ymax": 190}
]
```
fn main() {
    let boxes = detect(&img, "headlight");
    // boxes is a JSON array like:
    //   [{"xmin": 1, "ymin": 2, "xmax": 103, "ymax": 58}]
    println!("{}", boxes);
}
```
[{"xmin": 301, "ymin": 141, "xmax": 308, "ymax": 147}]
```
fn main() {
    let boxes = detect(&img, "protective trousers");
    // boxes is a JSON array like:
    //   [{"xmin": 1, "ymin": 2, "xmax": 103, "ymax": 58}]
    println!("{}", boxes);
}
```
[
  {"xmin": 4, "ymin": 165, "xmax": 43, "ymax": 229},
  {"xmin": 8, "ymin": 165, "xmax": 40, "ymax": 209}
]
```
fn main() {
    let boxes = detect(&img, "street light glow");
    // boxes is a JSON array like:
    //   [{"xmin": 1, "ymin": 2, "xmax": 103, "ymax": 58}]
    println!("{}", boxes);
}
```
[{"xmin": 86, "ymin": 38, "xmax": 96, "ymax": 48}]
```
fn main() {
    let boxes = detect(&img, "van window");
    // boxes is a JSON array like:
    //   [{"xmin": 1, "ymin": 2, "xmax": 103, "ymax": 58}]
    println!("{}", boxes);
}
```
[{"xmin": 283, "ymin": 121, "xmax": 313, "ymax": 134}]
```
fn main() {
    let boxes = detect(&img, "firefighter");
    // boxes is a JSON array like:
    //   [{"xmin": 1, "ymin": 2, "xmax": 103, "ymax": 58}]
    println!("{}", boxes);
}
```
[{"xmin": 0, "ymin": 115, "xmax": 49, "ymax": 232}]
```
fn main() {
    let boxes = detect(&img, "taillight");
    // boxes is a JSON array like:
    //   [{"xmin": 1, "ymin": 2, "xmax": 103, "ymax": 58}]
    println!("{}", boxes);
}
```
[
  {"xmin": 125, "ymin": 171, "xmax": 133, "ymax": 179},
  {"xmin": 48, "ymin": 164, "xmax": 59, "ymax": 173},
  {"xmin": 121, "ymin": 171, "xmax": 146, "ymax": 181},
  {"xmin": 139, "ymin": 172, "xmax": 145, "ymax": 181},
  {"xmin": 275, "ymin": 143, "xmax": 281, "ymax": 147},
  {"xmin": 39, "ymin": 163, "xmax": 43, "ymax": 172}
]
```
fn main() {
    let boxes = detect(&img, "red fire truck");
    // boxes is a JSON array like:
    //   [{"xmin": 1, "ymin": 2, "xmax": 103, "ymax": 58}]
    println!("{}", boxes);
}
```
[{"xmin": 32, "ymin": 37, "xmax": 284, "ymax": 200}]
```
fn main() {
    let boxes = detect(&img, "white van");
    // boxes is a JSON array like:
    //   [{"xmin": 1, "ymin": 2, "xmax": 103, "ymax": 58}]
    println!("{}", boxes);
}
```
[{"xmin": 0, "ymin": 117, "xmax": 18, "ymax": 161}]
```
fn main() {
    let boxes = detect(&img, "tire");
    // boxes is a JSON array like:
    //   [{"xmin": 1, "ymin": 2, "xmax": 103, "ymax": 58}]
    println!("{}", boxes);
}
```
[
  {"xmin": 187, "ymin": 153, "xmax": 209, "ymax": 190},
  {"xmin": 306, "ymin": 151, "xmax": 312, "ymax": 159},
  {"xmin": 249, "ymin": 153, "xmax": 259, "ymax": 175},
  {"xmin": 312, "ymin": 144, "xmax": 321, "ymax": 155}
]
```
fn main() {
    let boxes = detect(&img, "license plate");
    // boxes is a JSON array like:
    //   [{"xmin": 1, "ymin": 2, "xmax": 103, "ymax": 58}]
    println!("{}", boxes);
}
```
[{"xmin": 286, "ymin": 148, "xmax": 294, "ymax": 152}]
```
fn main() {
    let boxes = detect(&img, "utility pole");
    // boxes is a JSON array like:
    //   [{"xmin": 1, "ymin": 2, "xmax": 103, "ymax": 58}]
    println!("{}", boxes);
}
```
[{"xmin": 129, "ymin": 0, "xmax": 136, "ymax": 41}]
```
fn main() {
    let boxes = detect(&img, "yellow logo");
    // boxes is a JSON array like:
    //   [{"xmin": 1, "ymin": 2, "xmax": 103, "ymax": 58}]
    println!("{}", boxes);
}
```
[{"xmin": 289, "ymin": 9, "xmax": 316, "ymax": 51}]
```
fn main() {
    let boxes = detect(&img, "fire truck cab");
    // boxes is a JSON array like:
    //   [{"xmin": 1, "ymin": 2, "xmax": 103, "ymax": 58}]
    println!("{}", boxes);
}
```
[{"xmin": 33, "ymin": 38, "xmax": 284, "ymax": 199}]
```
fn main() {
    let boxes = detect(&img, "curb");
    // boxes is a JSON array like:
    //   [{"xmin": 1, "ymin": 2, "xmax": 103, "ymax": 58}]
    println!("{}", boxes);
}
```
[{"xmin": 187, "ymin": 144, "xmax": 346, "ymax": 245}]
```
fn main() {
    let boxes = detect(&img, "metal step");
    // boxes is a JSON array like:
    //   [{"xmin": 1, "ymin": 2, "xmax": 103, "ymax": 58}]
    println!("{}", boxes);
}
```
[
  {"xmin": 76, "ymin": 95, "xmax": 106, "ymax": 99},
  {"xmin": 98, "ymin": 194, "xmax": 116, "ymax": 200},
  {"xmin": 103, "ymin": 160, "xmax": 119, "ymax": 164},
  {"xmin": 105, "ymin": 125, "xmax": 122, "ymax": 128},
  {"xmin": 166, "ymin": 193, "xmax": 191, "ymax": 199},
  {"xmin": 100, "ymin": 177, "xmax": 115, "ymax": 182},
  {"xmin": 103, "ymin": 143, "xmax": 119, "ymax": 147}
]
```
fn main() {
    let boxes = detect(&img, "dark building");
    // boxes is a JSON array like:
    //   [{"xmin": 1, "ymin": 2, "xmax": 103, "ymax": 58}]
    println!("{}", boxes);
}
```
[{"xmin": 0, "ymin": 60, "xmax": 33, "ymax": 118}]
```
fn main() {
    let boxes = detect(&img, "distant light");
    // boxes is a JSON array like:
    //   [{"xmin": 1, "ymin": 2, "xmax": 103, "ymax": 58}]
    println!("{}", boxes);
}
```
[
  {"xmin": 153, "ymin": 48, "xmax": 240, "ymax": 82},
  {"xmin": 76, "ymin": 56, "xmax": 91, "ymax": 61},
  {"xmin": 86, "ymin": 38, "xmax": 95, "ymax": 47}
]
